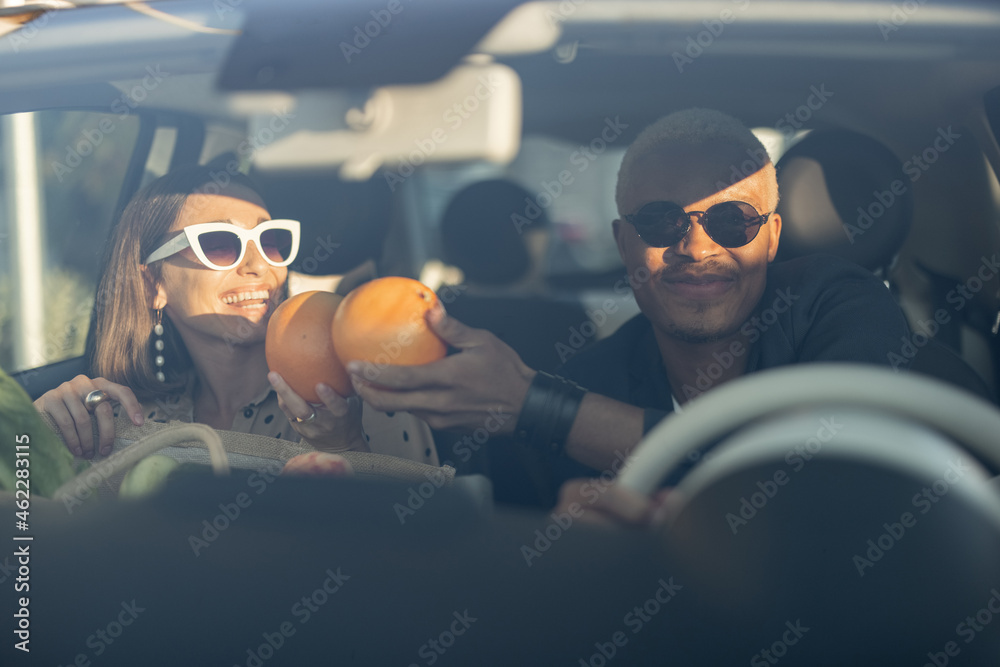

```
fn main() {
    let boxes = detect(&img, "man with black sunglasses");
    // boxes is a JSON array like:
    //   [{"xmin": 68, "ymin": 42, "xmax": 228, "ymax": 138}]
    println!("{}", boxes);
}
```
[
  {"xmin": 348, "ymin": 109, "xmax": 926, "ymax": 496},
  {"xmin": 539, "ymin": 108, "xmax": 911, "ymax": 484}
]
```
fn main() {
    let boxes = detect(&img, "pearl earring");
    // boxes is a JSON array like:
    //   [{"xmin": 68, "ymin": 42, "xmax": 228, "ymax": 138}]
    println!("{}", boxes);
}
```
[{"xmin": 153, "ymin": 309, "xmax": 166, "ymax": 382}]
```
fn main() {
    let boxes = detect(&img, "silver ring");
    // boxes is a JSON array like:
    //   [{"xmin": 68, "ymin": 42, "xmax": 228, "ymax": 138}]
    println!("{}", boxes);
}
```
[
  {"xmin": 294, "ymin": 409, "xmax": 316, "ymax": 424},
  {"xmin": 84, "ymin": 390, "xmax": 110, "ymax": 412}
]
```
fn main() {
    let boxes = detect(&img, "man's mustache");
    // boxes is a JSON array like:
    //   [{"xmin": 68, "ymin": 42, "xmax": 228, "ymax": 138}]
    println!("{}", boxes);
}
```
[{"xmin": 658, "ymin": 262, "xmax": 740, "ymax": 283}]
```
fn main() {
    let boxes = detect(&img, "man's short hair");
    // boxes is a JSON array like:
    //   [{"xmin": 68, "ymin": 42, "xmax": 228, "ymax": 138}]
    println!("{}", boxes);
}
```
[{"xmin": 615, "ymin": 108, "xmax": 772, "ymax": 215}]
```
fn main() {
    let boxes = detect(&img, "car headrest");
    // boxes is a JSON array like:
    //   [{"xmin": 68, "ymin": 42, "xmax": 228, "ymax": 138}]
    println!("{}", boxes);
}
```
[
  {"xmin": 250, "ymin": 169, "xmax": 391, "ymax": 275},
  {"xmin": 440, "ymin": 179, "xmax": 549, "ymax": 287},
  {"xmin": 774, "ymin": 130, "xmax": 912, "ymax": 272}
]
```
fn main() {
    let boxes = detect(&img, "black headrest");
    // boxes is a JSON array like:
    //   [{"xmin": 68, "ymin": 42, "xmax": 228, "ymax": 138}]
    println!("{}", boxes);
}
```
[
  {"xmin": 775, "ymin": 130, "xmax": 912, "ymax": 272},
  {"xmin": 440, "ymin": 179, "xmax": 550, "ymax": 287},
  {"xmin": 250, "ymin": 170, "xmax": 391, "ymax": 275}
]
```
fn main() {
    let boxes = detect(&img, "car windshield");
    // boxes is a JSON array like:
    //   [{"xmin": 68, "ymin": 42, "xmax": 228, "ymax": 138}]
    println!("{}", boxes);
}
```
[{"xmin": 1, "ymin": 1, "xmax": 1000, "ymax": 665}]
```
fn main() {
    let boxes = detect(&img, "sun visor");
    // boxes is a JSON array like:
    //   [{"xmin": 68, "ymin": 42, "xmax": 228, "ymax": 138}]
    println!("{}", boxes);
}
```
[
  {"xmin": 249, "ymin": 60, "xmax": 522, "ymax": 181},
  {"xmin": 216, "ymin": 0, "xmax": 524, "ymax": 91}
]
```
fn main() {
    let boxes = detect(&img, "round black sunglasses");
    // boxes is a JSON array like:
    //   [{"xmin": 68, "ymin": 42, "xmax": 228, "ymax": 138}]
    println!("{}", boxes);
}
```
[{"xmin": 624, "ymin": 200, "xmax": 771, "ymax": 248}]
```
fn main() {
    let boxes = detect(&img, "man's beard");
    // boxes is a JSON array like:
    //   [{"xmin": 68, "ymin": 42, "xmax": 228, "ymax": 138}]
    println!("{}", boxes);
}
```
[
  {"xmin": 657, "ymin": 304, "xmax": 744, "ymax": 344},
  {"xmin": 660, "ymin": 321, "xmax": 735, "ymax": 344}
]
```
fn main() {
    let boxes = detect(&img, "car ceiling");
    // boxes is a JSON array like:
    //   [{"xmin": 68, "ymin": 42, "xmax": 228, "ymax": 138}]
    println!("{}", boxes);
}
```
[
  {"xmin": 2, "ymin": 0, "xmax": 998, "ymax": 283},
  {"xmin": 5, "ymin": 1, "xmax": 1000, "ymax": 149}
]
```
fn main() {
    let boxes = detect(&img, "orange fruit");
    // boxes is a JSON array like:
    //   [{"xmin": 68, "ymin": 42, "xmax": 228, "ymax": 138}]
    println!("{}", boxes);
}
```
[
  {"xmin": 332, "ymin": 276, "xmax": 447, "ymax": 367},
  {"xmin": 266, "ymin": 291, "xmax": 352, "ymax": 401}
]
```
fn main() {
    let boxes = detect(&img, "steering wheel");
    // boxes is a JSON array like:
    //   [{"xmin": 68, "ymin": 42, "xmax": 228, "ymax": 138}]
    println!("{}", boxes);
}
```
[
  {"xmin": 615, "ymin": 363, "xmax": 1000, "ymax": 495},
  {"xmin": 611, "ymin": 364, "xmax": 1000, "ymax": 664}
]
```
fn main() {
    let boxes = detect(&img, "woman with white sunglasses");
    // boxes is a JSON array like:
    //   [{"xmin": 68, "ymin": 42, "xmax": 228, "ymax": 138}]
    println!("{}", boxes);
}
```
[{"xmin": 33, "ymin": 166, "xmax": 423, "ymax": 463}]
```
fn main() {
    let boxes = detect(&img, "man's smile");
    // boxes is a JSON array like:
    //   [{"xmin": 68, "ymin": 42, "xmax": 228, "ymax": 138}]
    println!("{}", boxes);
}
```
[{"xmin": 660, "ymin": 269, "xmax": 738, "ymax": 300}]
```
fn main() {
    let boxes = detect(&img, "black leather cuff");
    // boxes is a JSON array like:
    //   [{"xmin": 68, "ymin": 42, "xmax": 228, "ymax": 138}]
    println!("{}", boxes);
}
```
[{"xmin": 514, "ymin": 372, "xmax": 587, "ymax": 456}]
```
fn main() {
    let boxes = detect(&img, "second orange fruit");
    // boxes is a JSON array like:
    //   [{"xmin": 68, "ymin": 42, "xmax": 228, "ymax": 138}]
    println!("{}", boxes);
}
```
[{"xmin": 332, "ymin": 276, "xmax": 447, "ymax": 367}]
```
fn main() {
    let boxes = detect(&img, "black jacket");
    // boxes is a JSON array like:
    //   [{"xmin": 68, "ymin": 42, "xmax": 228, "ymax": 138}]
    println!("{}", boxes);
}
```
[{"xmin": 553, "ymin": 254, "xmax": 987, "ymax": 483}]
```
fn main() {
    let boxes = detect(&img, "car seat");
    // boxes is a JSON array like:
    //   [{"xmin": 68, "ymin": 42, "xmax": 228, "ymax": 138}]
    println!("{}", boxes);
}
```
[
  {"xmin": 774, "ymin": 129, "xmax": 995, "ymax": 401},
  {"xmin": 775, "ymin": 129, "xmax": 911, "ymax": 276},
  {"xmin": 436, "ymin": 179, "xmax": 592, "ymax": 507},
  {"xmin": 438, "ymin": 178, "xmax": 590, "ymax": 373},
  {"xmin": 249, "ymin": 167, "xmax": 392, "ymax": 277}
]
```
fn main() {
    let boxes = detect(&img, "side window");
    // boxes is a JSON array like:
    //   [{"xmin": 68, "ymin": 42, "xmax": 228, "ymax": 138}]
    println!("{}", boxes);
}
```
[{"xmin": 0, "ymin": 110, "xmax": 140, "ymax": 374}]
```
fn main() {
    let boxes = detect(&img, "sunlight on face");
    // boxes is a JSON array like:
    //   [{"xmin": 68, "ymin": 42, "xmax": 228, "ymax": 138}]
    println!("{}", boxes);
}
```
[
  {"xmin": 152, "ymin": 186, "xmax": 287, "ymax": 348},
  {"xmin": 614, "ymin": 143, "xmax": 782, "ymax": 343}
]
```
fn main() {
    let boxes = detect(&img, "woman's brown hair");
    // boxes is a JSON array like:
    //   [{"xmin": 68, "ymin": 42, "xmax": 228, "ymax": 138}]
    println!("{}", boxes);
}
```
[{"xmin": 87, "ymin": 166, "xmax": 264, "ymax": 401}]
